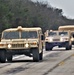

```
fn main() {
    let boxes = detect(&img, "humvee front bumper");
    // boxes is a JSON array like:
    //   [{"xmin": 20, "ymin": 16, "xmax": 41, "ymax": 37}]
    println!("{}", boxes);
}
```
[{"xmin": 45, "ymin": 41, "xmax": 69, "ymax": 48}]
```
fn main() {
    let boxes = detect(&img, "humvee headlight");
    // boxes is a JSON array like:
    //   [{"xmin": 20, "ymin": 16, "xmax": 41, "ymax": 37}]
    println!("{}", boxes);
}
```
[
  {"xmin": 25, "ymin": 43, "xmax": 29, "ymax": 48},
  {"xmin": 8, "ymin": 44, "xmax": 12, "ymax": 48},
  {"xmin": 49, "ymin": 37, "xmax": 53, "ymax": 42},
  {"xmin": 71, "ymin": 38, "xmax": 74, "ymax": 41},
  {"xmin": 60, "ymin": 38, "xmax": 64, "ymax": 41},
  {"xmin": 48, "ymin": 37, "xmax": 53, "ymax": 42},
  {"xmin": 50, "ymin": 38, "xmax": 53, "ymax": 42}
]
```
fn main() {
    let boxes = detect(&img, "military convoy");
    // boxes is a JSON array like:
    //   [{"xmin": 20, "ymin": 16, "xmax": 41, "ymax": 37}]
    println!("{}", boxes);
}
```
[
  {"xmin": 0, "ymin": 26, "xmax": 44, "ymax": 62},
  {"xmin": 0, "ymin": 25, "xmax": 73, "ymax": 63}
]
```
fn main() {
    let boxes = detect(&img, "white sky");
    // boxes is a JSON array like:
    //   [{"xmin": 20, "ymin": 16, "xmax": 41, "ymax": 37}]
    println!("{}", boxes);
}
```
[{"xmin": 31, "ymin": 0, "xmax": 74, "ymax": 19}]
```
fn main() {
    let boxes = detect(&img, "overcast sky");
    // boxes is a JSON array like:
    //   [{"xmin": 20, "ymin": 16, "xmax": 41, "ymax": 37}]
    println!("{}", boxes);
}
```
[{"xmin": 31, "ymin": 0, "xmax": 74, "ymax": 19}]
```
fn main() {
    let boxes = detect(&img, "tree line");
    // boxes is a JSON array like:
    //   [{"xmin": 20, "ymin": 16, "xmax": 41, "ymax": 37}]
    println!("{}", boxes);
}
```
[{"xmin": 0, "ymin": 0, "xmax": 74, "ymax": 33}]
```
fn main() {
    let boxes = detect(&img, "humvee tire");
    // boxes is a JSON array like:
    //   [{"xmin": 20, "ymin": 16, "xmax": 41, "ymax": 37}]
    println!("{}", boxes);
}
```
[
  {"xmin": 32, "ymin": 48, "xmax": 39, "ymax": 62},
  {"xmin": 0, "ymin": 50, "xmax": 6, "ymax": 63}
]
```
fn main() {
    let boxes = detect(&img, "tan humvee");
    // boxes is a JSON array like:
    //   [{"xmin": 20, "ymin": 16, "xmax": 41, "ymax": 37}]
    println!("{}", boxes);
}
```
[
  {"xmin": 45, "ymin": 30, "xmax": 72, "ymax": 51},
  {"xmin": 58, "ymin": 25, "xmax": 74, "ymax": 45},
  {"xmin": 0, "ymin": 26, "xmax": 44, "ymax": 63}
]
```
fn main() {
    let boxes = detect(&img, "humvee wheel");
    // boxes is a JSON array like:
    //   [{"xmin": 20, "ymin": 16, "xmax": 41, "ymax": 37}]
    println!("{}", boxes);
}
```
[
  {"xmin": 32, "ymin": 48, "xmax": 39, "ymax": 62},
  {"xmin": 66, "ymin": 45, "xmax": 72, "ymax": 50},
  {"xmin": 45, "ymin": 43, "xmax": 53, "ymax": 51},
  {"xmin": 7, "ymin": 53, "xmax": 12, "ymax": 62},
  {"xmin": 49, "ymin": 47, "xmax": 53, "ymax": 50},
  {"xmin": 66, "ymin": 44, "xmax": 72, "ymax": 50},
  {"xmin": 70, "ymin": 45, "xmax": 72, "ymax": 50},
  {"xmin": 0, "ymin": 50, "xmax": 6, "ymax": 63},
  {"xmin": 46, "ymin": 47, "xmax": 52, "ymax": 51},
  {"xmin": 39, "ymin": 50, "xmax": 43, "ymax": 60}
]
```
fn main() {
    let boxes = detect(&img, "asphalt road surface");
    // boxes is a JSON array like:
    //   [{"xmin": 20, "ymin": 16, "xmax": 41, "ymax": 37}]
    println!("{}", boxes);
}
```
[{"xmin": 0, "ymin": 47, "xmax": 74, "ymax": 75}]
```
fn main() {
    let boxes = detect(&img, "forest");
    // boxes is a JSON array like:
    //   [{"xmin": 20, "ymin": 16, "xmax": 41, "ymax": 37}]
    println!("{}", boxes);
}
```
[{"xmin": 0, "ymin": 0, "xmax": 74, "ymax": 33}]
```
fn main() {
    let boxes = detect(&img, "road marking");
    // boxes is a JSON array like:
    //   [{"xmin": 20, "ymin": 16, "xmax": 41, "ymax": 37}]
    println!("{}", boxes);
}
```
[
  {"xmin": 58, "ymin": 61, "xmax": 65, "ymax": 66},
  {"xmin": 71, "ymin": 54, "xmax": 74, "ymax": 56}
]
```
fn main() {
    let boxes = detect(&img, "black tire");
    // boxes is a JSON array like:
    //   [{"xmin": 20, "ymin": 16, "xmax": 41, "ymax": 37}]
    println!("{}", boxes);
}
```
[
  {"xmin": 45, "ymin": 47, "xmax": 49, "ymax": 51},
  {"xmin": 66, "ymin": 45, "xmax": 72, "ymax": 50},
  {"xmin": 46, "ymin": 47, "xmax": 52, "ymax": 51},
  {"xmin": 49, "ymin": 47, "xmax": 53, "ymax": 51},
  {"xmin": 32, "ymin": 48, "xmax": 39, "ymax": 62},
  {"xmin": 45, "ymin": 42, "xmax": 50, "ymax": 51},
  {"xmin": 7, "ymin": 53, "xmax": 12, "ymax": 62},
  {"xmin": 39, "ymin": 51, "xmax": 43, "ymax": 60},
  {"xmin": 0, "ymin": 50, "xmax": 6, "ymax": 63},
  {"xmin": 45, "ymin": 43, "xmax": 53, "ymax": 51},
  {"xmin": 69, "ymin": 45, "xmax": 72, "ymax": 50}
]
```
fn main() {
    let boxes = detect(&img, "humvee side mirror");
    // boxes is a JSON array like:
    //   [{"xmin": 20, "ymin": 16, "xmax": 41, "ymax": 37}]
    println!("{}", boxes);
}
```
[
  {"xmin": 41, "ymin": 35, "xmax": 45, "ymax": 40},
  {"xmin": 73, "ymin": 34, "xmax": 74, "ymax": 37}
]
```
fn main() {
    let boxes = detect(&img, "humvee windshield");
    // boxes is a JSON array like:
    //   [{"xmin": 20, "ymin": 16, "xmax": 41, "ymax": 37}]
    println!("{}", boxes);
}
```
[
  {"xmin": 2, "ymin": 31, "xmax": 19, "ymax": 39},
  {"xmin": 2, "ymin": 31, "xmax": 37, "ymax": 39},
  {"xmin": 59, "ymin": 32, "xmax": 68, "ymax": 36},
  {"xmin": 21, "ymin": 31, "xmax": 37, "ymax": 38},
  {"xmin": 48, "ymin": 32, "xmax": 57, "ymax": 36}
]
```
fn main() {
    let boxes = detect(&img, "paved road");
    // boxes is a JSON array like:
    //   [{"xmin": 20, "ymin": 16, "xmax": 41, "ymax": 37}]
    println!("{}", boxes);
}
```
[
  {"xmin": 0, "ymin": 48, "xmax": 74, "ymax": 75},
  {"xmin": 47, "ymin": 53, "xmax": 74, "ymax": 75},
  {"xmin": 47, "ymin": 47, "xmax": 74, "ymax": 75}
]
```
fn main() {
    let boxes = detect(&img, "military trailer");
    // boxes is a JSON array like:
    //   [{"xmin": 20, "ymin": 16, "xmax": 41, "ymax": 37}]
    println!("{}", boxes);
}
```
[
  {"xmin": 0, "ymin": 26, "xmax": 44, "ymax": 63},
  {"xmin": 45, "ymin": 30, "xmax": 72, "ymax": 51}
]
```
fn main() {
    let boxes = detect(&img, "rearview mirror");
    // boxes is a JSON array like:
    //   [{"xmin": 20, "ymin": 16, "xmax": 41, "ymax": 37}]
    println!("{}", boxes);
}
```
[{"xmin": 41, "ymin": 35, "xmax": 45, "ymax": 40}]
